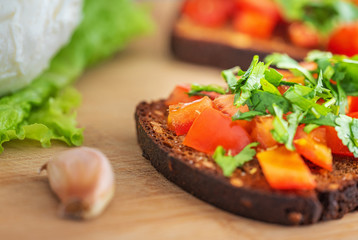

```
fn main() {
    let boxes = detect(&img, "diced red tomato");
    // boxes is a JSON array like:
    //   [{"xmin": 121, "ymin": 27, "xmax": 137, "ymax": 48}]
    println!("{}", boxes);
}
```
[
  {"xmin": 324, "ymin": 112, "xmax": 358, "ymax": 157},
  {"xmin": 182, "ymin": 0, "xmax": 234, "ymax": 28},
  {"xmin": 288, "ymin": 22, "xmax": 320, "ymax": 48},
  {"xmin": 165, "ymin": 84, "xmax": 221, "ymax": 106},
  {"xmin": 165, "ymin": 84, "xmax": 201, "ymax": 106},
  {"xmin": 294, "ymin": 126, "xmax": 332, "ymax": 171},
  {"xmin": 183, "ymin": 107, "xmax": 251, "ymax": 155},
  {"xmin": 250, "ymin": 116, "xmax": 277, "ymax": 149},
  {"xmin": 277, "ymin": 85, "xmax": 290, "ymax": 95},
  {"xmin": 348, "ymin": 96, "xmax": 358, "ymax": 113},
  {"xmin": 213, "ymin": 94, "xmax": 249, "ymax": 116},
  {"xmin": 232, "ymin": 10, "xmax": 277, "ymax": 39},
  {"xmin": 306, "ymin": 126, "xmax": 327, "ymax": 144},
  {"xmin": 232, "ymin": 0, "xmax": 280, "ymax": 39},
  {"xmin": 348, "ymin": 112, "xmax": 358, "ymax": 118},
  {"xmin": 328, "ymin": 22, "xmax": 358, "ymax": 57},
  {"xmin": 256, "ymin": 146, "xmax": 316, "ymax": 190},
  {"xmin": 168, "ymin": 96, "xmax": 213, "ymax": 136},
  {"xmin": 325, "ymin": 126, "xmax": 353, "ymax": 157},
  {"xmin": 234, "ymin": 0, "xmax": 281, "ymax": 21}
]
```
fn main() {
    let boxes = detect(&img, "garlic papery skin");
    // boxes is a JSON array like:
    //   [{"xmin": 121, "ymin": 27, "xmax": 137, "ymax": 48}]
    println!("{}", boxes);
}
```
[{"xmin": 41, "ymin": 147, "xmax": 115, "ymax": 220}]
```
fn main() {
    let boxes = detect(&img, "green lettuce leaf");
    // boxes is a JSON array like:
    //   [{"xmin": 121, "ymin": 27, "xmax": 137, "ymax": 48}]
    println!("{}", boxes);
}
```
[{"xmin": 0, "ymin": 0, "xmax": 151, "ymax": 153}]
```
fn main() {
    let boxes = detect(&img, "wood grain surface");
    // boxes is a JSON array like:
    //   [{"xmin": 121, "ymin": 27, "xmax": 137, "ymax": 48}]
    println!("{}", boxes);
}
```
[{"xmin": 1, "ymin": 1, "xmax": 358, "ymax": 239}]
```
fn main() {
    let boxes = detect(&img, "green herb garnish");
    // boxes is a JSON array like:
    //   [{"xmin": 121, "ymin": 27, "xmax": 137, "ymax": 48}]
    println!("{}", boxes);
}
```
[
  {"xmin": 188, "ymin": 83, "xmax": 226, "ymax": 97},
  {"xmin": 213, "ymin": 143, "xmax": 259, "ymax": 177},
  {"xmin": 335, "ymin": 115, "xmax": 358, "ymax": 157}
]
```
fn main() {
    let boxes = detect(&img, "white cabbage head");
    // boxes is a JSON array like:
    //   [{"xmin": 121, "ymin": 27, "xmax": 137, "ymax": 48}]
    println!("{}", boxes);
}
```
[{"xmin": 0, "ymin": 0, "xmax": 83, "ymax": 96}]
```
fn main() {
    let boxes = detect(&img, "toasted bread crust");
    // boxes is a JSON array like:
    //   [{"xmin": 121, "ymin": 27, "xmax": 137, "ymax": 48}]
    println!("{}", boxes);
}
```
[{"xmin": 135, "ymin": 100, "xmax": 358, "ymax": 225}]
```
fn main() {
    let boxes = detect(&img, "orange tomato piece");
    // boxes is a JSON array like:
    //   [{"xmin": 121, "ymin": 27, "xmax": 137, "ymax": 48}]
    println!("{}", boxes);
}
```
[
  {"xmin": 168, "ymin": 96, "xmax": 213, "ymax": 136},
  {"xmin": 294, "ymin": 126, "xmax": 332, "ymax": 171},
  {"xmin": 183, "ymin": 107, "xmax": 251, "ymax": 155},
  {"xmin": 213, "ymin": 94, "xmax": 249, "ymax": 116},
  {"xmin": 250, "ymin": 116, "xmax": 277, "ymax": 149},
  {"xmin": 213, "ymin": 94, "xmax": 252, "ymax": 131},
  {"xmin": 257, "ymin": 146, "xmax": 316, "ymax": 190}
]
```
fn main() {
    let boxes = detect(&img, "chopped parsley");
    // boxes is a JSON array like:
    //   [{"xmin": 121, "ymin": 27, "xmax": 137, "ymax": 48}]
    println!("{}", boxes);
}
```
[
  {"xmin": 188, "ymin": 83, "xmax": 226, "ymax": 97},
  {"xmin": 213, "ymin": 143, "xmax": 259, "ymax": 177},
  {"xmin": 234, "ymin": 56, "xmax": 267, "ymax": 106},
  {"xmin": 232, "ymin": 110, "xmax": 264, "ymax": 121}
]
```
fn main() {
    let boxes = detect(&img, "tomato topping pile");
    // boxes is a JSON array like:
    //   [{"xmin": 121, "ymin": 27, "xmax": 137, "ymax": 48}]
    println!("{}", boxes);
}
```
[
  {"xmin": 164, "ymin": 50, "xmax": 358, "ymax": 191},
  {"xmin": 182, "ymin": 0, "xmax": 280, "ymax": 39},
  {"xmin": 165, "ymin": 79, "xmax": 358, "ymax": 190},
  {"xmin": 181, "ymin": 0, "xmax": 358, "ymax": 56}
]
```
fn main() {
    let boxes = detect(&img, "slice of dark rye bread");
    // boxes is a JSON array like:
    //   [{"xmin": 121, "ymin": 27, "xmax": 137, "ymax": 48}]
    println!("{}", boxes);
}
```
[
  {"xmin": 170, "ymin": 17, "xmax": 317, "ymax": 69},
  {"xmin": 136, "ymin": 100, "xmax": 358, "ymax": 225}
]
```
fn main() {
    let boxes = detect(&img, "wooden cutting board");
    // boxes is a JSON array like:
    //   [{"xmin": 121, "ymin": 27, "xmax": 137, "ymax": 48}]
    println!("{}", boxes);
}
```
[{"xmin": 1, "ymin": 1, "xmax": 358, "ymax": 239}]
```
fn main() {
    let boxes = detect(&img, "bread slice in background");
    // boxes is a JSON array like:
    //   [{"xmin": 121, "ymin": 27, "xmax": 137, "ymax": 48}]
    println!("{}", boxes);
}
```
[{"xmin": 171, "ymin": 16, "xmax": 313, "ymax": 69}]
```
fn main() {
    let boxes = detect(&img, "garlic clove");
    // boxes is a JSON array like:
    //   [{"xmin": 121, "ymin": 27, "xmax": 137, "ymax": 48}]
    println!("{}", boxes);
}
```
[{"xmin": 41, "ymin": 147, "xmax": 115, "ymax": 220}]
